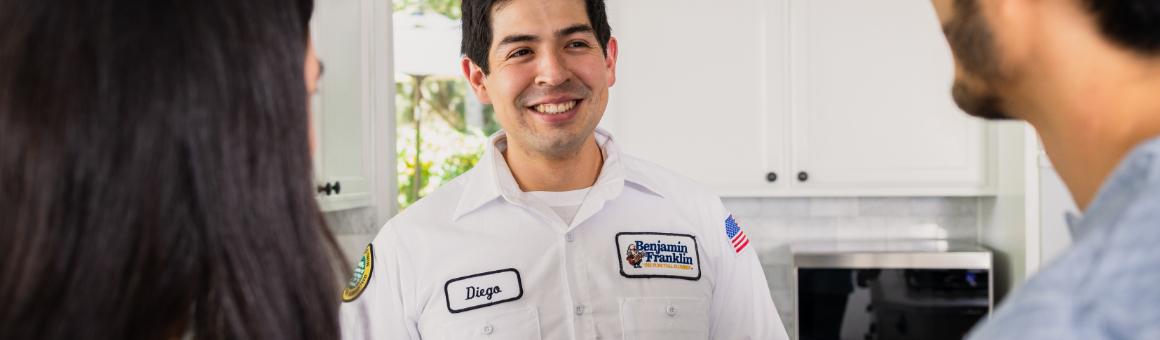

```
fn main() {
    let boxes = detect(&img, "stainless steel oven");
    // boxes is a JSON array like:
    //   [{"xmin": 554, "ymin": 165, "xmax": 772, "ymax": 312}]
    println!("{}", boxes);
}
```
[{"xmin": 793, "ymin": 241, "xmax": 992, "ymax": 340}]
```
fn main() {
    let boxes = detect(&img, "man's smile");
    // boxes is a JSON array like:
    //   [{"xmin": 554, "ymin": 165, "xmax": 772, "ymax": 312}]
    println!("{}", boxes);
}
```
[
  {"xmin": 531, "ymin": 99, "xmax": 578, "ymax": 114},
  {"xmin": 525, "ymin": 98, "xmax": 582, "ymax": 124}
]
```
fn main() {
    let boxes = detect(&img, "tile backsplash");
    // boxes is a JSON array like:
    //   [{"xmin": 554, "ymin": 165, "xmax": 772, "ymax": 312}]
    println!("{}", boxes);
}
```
[
  {"xmin": 723, "ymin": 197, "xmax": 981, "ymax": 338},
  {"xmin": 325, "ymin": 207, "xmax": 380, "ymax": 266}
]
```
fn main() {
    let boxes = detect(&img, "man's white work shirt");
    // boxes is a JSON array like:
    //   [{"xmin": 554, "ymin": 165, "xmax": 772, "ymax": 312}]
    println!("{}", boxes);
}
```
[{"xmin": 340, "ymin": 128, "xmax": 788, "ymax": 340}]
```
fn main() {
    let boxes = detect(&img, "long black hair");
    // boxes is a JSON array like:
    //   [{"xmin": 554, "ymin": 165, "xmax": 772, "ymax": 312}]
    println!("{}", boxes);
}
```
[{"xmin": 0, "ymin": 0, "xmax": 343, "ymax": 338}]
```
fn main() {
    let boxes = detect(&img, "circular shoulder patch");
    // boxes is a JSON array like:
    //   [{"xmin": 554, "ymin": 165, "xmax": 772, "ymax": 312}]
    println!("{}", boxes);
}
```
[{"xmin": 342, "ymin": 244, "xmax": 374, "ymax": 302}]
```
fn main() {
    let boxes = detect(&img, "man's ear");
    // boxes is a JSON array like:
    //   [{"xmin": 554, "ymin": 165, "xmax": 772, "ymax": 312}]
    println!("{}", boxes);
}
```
[
  {"xmin": 605, "ymin": 36, "xmax": 619, "ymax": 88},
  {"xmin": 462, "ymin": 57, "xmax": 491, "ymax": 104}
]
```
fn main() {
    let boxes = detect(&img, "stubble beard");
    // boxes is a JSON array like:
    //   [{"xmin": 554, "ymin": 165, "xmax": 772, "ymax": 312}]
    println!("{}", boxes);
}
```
[
  {"xmin": 520, "ymin": 116, "xmax": 595, "ymax": 161},
  {"xmin": 945, "ymin": 0, "xmax": 1013, "ymax": 120},
  {"xmin": 513, "ymin": 81, "xmax": 599, "ymax": 160}
]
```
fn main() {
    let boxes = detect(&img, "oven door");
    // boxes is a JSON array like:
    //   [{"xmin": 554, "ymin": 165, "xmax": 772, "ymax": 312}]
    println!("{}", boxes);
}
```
[{"xmin": 796, "ymin": 268, "xmax": 990, "ymax": 340}]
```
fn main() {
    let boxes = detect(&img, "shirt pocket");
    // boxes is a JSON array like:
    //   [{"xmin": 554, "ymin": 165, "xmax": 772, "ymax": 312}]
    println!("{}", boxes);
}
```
[
  {"xmin": 620, "ymin": 297, "xmax": 709, "ymax": 340},
  {"xmin": 437, "ymin": 306, "xmax": 542, "ymax": 340}
]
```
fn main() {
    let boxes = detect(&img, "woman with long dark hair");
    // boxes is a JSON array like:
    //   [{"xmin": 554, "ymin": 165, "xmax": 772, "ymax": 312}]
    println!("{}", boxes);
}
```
[{"xmin": 0, "ymin": 0, "xmax": 343, "ymax": 338}]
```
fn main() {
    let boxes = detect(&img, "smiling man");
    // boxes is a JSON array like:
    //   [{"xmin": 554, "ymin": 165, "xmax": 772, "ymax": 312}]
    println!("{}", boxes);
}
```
[
  {"xmin": 928, "ymin": 0, "xmax": 1160, "ymax": 338},
  {"xmin": 338, "ymin": 0, "xmax": 788, "ymax": 339}
]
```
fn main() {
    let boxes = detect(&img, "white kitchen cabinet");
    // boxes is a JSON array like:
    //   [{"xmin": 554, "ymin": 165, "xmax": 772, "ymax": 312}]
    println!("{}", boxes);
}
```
[
  {"xmin": 788, "ymin": 0, "xmax": 987, "ymax": 194},
  {"xmin": 605, "ymin": 0, "xmax": 789, "ymax": 194},
  {"xmin": 311, "ymin": 0, "xmax": 376, "ymax": 211},
  {"xmin": 604, "ymin": 0, "xmax": 991, "ymax": 197}
]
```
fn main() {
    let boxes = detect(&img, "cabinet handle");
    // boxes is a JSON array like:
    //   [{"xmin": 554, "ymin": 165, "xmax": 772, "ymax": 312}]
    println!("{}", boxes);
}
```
[
  {"xmin": 797, "ymin": 171, "xmax": 809, "ymax": 182},
  {"xmin": 332, "ymin": 181, "xmax": 341, "ymax": 195},
  {"xmin": 766, "ymin": 172, "xmax": 778, "ymax": 183},
  {"xmin": 317, "ymin": 182, "xmax": 333, "ymax": 195}
]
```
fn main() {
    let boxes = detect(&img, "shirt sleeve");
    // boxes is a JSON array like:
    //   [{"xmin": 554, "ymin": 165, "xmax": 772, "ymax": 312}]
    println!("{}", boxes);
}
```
[
  {"xmin": 706, "ymin": 198, "xmax": 790, "ymax": 340},
  {"xmin": 339, "ymin": 224, "xmax": 422, "ymax": 340}
]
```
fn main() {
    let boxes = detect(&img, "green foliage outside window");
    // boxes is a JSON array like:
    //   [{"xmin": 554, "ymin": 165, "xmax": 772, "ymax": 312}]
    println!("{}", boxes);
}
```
[
  {"xmin": 394, "ymin": 0, "xmax": 505, "ymax": 210},
  {"xmin": 396, "ymin": 77, "xmax": 496, "ymax": 210},
  {"xmin": 396, "ymin": 78, "xmax": 502, "ymax": 211}
]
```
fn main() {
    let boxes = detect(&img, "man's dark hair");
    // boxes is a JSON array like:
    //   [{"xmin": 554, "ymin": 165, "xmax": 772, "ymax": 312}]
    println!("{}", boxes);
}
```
[
  {"xmin": 461, "ymin": 0, "xmax": 612, "ymax": 74},
  {"xmin": 0, "ymin": 0, "xmax": 344, "ymax": 338},
  {"xmin": 1086, "ymin": 0, "xmax": 1160, "ymax": 54}
]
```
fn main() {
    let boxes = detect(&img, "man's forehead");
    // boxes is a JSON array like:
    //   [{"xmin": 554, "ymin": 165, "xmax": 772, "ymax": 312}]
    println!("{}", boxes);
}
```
[{"xmin": 489, "ymin": 0, "xmax": 591, "ymax": 38}]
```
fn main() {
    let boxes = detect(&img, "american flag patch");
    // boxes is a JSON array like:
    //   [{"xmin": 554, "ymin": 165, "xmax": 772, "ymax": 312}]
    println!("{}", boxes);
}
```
[{"xmin": 724, "ymin": 215, "xmax": 749, "ymax": 253}]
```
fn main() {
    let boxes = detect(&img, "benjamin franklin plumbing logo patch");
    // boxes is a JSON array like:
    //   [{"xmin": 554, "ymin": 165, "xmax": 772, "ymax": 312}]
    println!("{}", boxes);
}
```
[{"xmin": 616, "ymin": 232, "xmax": 701, "ymax": 280}]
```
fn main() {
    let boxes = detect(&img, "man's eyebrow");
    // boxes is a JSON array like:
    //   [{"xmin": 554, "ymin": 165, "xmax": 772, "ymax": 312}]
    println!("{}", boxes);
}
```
[
  {"xmin": 495, "ymin": 24, "xmax": 595, "ymax": 51},
  {"xmin": 557, "ymin": 24, "xmax": 594, "ymax": 38},
  {"xmin": 498, "ymin": 34, "xmax": 538, "ymax": 48}
]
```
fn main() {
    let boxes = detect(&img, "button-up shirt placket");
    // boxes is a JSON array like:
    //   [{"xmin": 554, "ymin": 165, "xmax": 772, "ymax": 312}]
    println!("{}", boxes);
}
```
[{"xmin": 563, "ymin": 201, "xmax": 603, "ymax": 340}]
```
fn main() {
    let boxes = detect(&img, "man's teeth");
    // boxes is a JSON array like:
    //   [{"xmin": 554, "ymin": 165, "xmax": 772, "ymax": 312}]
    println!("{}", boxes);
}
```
[{"xmin": 534, "ymin": 100, "xmax": 576, "ymax": 114}]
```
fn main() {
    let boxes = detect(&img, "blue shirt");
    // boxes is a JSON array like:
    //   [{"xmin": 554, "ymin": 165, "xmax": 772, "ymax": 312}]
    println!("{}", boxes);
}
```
[{"xmin": 969, "ymin": 137, "xmax": 1160, "ymax": 340}]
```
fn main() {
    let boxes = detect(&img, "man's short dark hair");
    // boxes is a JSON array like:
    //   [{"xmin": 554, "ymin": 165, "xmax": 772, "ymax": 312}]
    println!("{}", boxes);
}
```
[
  {"xmin": 1086, "ymin": 0, "xmax": 1160, "ymax": 54},
  {"xmin": 461, "ymin": 0, "xmax": 612, "ymax": 74}
]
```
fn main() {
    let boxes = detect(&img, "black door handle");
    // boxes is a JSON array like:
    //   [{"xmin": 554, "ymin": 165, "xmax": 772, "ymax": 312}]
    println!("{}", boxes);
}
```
[
  {"xmin": 797, "ymin": 171, "xmax": 809, "ymax": 182},
  {"xmin": 317, "ymin": 182, "xmax": 333, "ymax": 195},
  {"xmin": 766, "ymin": 172, "xmax": 778, "ymax": 183},
  {"xmin": 332, "ymin": 181, "xmax": 341, "ymax": 195}
]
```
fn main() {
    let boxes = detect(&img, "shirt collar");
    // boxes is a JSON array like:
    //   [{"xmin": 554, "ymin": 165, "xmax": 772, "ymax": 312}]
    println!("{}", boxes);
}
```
[
  {"xmin": 452, "ymin": 127, "xmax": 663, "ymax": 222},
  {"xmin": 1068, "ymin": 136, "xmax": 1160, "ymax": 240}
]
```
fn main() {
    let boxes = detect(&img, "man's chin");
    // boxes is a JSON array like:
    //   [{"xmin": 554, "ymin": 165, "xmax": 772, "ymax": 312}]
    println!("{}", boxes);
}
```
[
  {"xmin": 525, "ymin": 131, "xmax": 591, "ymax": 160},
  {"xmin": 952, "ymin": 81, "xmax": 1013, "ymax": 120}
]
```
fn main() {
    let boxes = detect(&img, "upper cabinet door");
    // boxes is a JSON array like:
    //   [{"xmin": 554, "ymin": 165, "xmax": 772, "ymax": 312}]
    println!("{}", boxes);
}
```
[
  {"xmin": 788, "ymin": 0, "xmax": 988, "ymax": 193},
  {"xmin": 604, "ymin": 0, "xmax": 789, "ymax": 195},
  {"xmin": 312, "ymin": 0, "xmax": 374, "ymax": 211}
]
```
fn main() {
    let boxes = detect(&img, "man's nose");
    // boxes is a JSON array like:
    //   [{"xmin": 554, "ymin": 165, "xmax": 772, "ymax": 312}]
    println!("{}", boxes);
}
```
[{"xmin": 534, "ymin": 50, "xmax": 571, "ymax": 87}]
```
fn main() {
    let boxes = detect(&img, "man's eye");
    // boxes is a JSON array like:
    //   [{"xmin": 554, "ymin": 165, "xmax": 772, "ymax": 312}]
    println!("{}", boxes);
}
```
[
  {"xmin": 508, "ymin": 48, "xmax": 532, "ymax": 59},
  {"xmin": 568, "ymin": 41, "xmax": 591, "ymax": 48}
]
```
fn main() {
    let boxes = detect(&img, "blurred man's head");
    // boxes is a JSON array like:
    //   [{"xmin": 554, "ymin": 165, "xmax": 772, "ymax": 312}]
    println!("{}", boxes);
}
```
[
  {"xmin": 931, "ymin": 0, "xmax": 1160, "ymax": 121},
  {"xmin": 460, "ymin": 0, "xmax": 617, "ymax": 160}
]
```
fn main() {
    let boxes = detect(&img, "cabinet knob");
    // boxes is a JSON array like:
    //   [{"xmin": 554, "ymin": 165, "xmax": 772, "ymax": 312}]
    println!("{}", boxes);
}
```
[
  {"xmin": 317, "ymin": 182, "xmax": 333, "ymax": 195},
  {"xmin": 765, "ymin": 172, "xmax": 778, "ymax": 183},
  {"xmin": 797, "ymin": 171, "xmax": 809, "ymax": 182},
  {"xmin": 332, "ymin": 181, "xmax": 341, "ymax": 195}
]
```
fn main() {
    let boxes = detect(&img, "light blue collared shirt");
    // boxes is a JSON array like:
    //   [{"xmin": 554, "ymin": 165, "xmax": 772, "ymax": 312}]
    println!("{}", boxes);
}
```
[{"xmin": 968, "ymin": 137, "xmax": 1160, "ymax": 340}]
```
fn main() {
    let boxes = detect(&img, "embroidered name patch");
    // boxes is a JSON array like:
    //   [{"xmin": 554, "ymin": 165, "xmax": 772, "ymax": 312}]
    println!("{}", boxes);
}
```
[
  {"xmin": 342, "ymin": 244, "xmax": 374, "ymax": 302},
  {"xmin": 616, "ymin": 232, "xmax": 701, "ymax": 280},
  {"xmin": 444, "ymin": 268, "xmax": 523, "ymax": 313}
]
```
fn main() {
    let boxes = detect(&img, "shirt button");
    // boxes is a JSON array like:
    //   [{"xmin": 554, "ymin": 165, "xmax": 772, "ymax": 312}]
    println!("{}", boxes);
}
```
[
  {"xmin": 666, "ymin": 305, "xmax": 678, "ymax": 317},
  {"xmin": 575, "ymin": 305, "xmax": 586, "ymax": 315},
  {"xmin": 481, "ymin": 323, "xmax": 494, "ymax": 335},
  {"xmin": 565, "ymin": 232, "xmax": 575, "ymax": 242}
]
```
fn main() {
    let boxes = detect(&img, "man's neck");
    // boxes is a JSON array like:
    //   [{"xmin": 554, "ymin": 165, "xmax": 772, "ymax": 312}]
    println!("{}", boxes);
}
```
[
  {"xmin": 503, "ymin": 134, "xmax": 604, "ymax": 192},
  {"xmin": 1021, "ymin": 31, "xmax": 1160, "ymax": 210}
]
